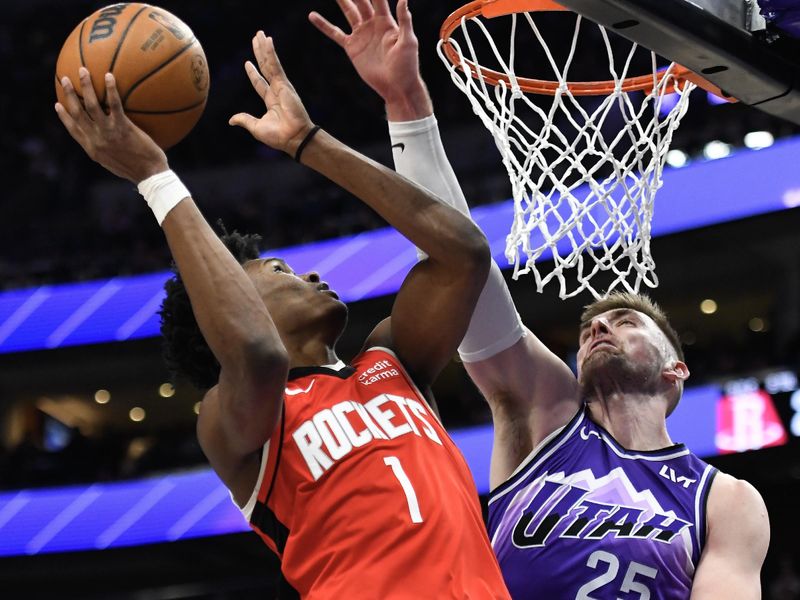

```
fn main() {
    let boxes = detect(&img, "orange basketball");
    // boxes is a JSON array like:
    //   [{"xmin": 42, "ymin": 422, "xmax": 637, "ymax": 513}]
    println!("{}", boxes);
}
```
[{"xmin": 55, "ymin": 3, "xmax": 210, "ymax": 149}]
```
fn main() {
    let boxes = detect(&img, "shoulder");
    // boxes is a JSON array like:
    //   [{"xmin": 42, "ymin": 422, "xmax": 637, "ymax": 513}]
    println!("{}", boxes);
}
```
[
  {"xmin": 707, "ymin": 471, "xmax": 767, "ymax": 519},
  {"xmin": 705, "ymin": 471, "xmax": 769, "ymax": 554},
  {"xmin": 689, "ymin": 471, "xmax": 769, "ymax": 598},
  {"xmin": 361, "ymin": 317, "xmax": 393, "ymax": 356}
]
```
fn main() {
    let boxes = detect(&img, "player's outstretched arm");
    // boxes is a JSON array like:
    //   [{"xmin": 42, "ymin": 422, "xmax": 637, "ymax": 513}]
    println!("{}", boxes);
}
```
[
  {"xmin": 55, "ymin": 69, "xmax": 290, "ymax": 484},
  {"xmin": 312, "ymin": 0, "xmax": 580, "ymax": 482},
  {"xmin": 231, "ymin": 32, "xmax": 490, "ymax": 390},
  {"xmin": 690, "ymin": 474, "xmax": 769, "ymax": 599},
  {"xmin": 309, "ymin": 0, "xmax": 431, "ymax": 122}
]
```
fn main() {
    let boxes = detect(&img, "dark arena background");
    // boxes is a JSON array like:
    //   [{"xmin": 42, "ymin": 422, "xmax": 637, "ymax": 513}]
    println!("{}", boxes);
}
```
[{"xmin": 1, "ymin": 1, "xmax": 800, "ymax": 598}]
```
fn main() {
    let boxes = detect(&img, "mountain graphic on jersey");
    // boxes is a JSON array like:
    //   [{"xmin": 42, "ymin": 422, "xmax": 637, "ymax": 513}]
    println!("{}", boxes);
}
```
[
  {"xmin": 494, "ymin": 466, "xmax": 693, "ymax": 554},
  {"xmin": 487, "ymin": 408, "xmax": 716, "ymax": 600}
]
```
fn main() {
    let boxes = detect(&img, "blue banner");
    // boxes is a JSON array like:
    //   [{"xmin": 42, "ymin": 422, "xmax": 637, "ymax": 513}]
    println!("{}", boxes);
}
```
[{"xmin": 1, "ymin": 138, "xmax": 799, "ymax": 354}]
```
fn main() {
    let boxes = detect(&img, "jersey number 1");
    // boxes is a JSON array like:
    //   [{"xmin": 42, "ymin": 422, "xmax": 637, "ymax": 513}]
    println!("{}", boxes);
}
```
[{"xmin": 384, "ymin": 456, "xmax": 423, "ymax": 523}]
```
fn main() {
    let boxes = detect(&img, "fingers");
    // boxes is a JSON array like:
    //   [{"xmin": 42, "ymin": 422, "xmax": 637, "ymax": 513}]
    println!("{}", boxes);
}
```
[
  {"xmin": 104, "ymin": 73, "xmax": 125, "ymax": 118},
  {"xmin": 228, "ymin": 112, "xmax": 259, "ymax": 134},
  {"xmin": 373, "ymin": 0, "xmax": 392, "ymax": 17},
  {"xmin": 78, "ymin": 66, "xmax": 105, "ymax": 121},
  {"xmin": 334, "ymin": 0, "xmax": 364, "ymax": 29},
  {"xmin": 58, "ymin": 76, "xmax": 88, "ymax": 123},
  {"xmin": 308, "ymin": 12, "xmax": 348, "ymax": 47},
  {"xmin": 350, "ymin": 0, "xmax": 375, "ymax": 22},
  {"xmin": 244, "ymin": 61, "xmax": 270, "ymax": 100},
  {"xmin": 54, "ymin": 101, "xmax": 88, "ymax": 147},
  {"xmin": 397, "ymin": 0, "xmax": 413, "ymax": 37},
  {"xmin": 254, "ymin": 34, "xmax": 288, "ymax": 86}
]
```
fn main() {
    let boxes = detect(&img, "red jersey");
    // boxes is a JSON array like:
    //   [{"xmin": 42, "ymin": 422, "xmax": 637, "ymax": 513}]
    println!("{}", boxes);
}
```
[{"xmin": 237, "ymin": 347, "xmax": 510, "ymax": 599}]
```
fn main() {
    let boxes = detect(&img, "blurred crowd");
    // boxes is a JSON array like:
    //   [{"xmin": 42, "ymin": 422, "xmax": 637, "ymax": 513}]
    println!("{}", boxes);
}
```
[
  {"xmin": 2, "ymin": 4, "xmax": 800, "ymax": 593},
  {"xmin": 2, "ymin": 1, "xmax": 798, "ymax": 290},
  {"xmin": 2, "ymin": 0, "xmax": 800, "ymax": 485},
  {"xmin": 0, "ymin": 1, "xmax": 498, "ymax": 288}
]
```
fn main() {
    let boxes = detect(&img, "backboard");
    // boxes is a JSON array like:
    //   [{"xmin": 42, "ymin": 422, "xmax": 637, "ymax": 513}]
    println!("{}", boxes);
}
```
[{"xmin": 555, "ymin": 0, "xmax": 800, "ymax": 124}]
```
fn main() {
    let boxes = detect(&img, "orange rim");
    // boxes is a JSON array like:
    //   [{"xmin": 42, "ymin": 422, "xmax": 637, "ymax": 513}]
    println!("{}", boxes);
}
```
[{"xmin": 439, "ymin": 0, "xmax": 707, "ymax": 97}]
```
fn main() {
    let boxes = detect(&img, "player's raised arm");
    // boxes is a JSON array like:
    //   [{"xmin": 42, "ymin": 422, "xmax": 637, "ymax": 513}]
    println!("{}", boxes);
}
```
[
  {"xmin": 311, "ymin": 0, "xmax": 580, "ymax": 482},
  {"xmin": 230, "ymin": 32, "xmax": 490, "ymax": 391},
  {"xmin": 54, "ymin": 68, "xmax": 290, "ymax": 478}
]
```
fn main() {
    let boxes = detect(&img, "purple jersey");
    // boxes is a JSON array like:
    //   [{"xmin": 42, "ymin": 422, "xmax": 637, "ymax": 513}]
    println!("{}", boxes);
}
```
[{"xmin": 487, "ymin": 407, "xmax": 716, "ymax": 600}]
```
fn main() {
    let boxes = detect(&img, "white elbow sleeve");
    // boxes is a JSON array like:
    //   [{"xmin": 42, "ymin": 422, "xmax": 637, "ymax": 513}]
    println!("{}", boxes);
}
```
[
  {"xmin": 389, "ymin": 115, "xmax": 524, "ymax": 362},
  {"xmin": 388, "ymin": 115, "xmax": 471, "ymax": 217},
  {"xmin": 458, "ymin": 261, "xmax": 525, "ymax": 363}
]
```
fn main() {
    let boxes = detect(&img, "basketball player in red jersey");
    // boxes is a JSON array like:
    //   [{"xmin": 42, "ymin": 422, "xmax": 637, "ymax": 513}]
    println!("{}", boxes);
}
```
[
  {"xmin": 54, "ymin": 31, "xmax": 510, "ymax": 599},
  {"xmin": 311, "ymin": 1, "xmax": 769, "ymax": 598}
]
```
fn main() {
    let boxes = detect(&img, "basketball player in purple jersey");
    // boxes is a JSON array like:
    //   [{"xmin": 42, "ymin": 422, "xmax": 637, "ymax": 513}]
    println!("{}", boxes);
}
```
[{"xmin": 311, "ymin": 1, "xmax": 769, "ymax": 598}]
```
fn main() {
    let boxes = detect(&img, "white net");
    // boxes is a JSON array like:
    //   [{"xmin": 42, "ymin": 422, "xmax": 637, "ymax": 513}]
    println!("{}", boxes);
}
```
[{"xmin": 438, "ymin": 10, "xmax": 695, "ymax": 299}]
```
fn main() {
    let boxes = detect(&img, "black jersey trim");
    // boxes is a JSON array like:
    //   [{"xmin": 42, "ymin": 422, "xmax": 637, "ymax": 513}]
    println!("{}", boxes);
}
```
[
  {"xmin": 698, "ymin": 467, "xmax": 718, "ymax": 552},
  {"xmin": 263, "ymin": 406, "xmax": 286, "ymax": 506},
  {"xmin": 276, "ymin": 574, "xmax": 301, "ymax": 600},
  {"xmin": 589, "ymin": 415, "xmax": 688, "ymax": 457},
  {"xmin": 251, "ymin": 499, "xmax": 291, "ymax": 555},
  {"xmin": 287, "ymin": 365, "xmax": 356, "ymax": 381}
]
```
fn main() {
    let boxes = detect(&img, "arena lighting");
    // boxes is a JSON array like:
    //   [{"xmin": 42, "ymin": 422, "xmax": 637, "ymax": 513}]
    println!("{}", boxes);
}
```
[
  {"xmin": 3, "ymin": 136, "xmax": 800, "ymax": 354},
  {"xmin": 0, "ymin": 382, "xmax": 732, "ymax": 556},
  {"xmin": 94, "ymin": 389, "xmax": 110, "ymax": 404},
  {"xmin": 700, "ymin": 299, "xmax": 718, "ymax": 314},
  {"xmin": 791, "ymin": 390, "xmax": 800, "ymax": 437},
  {"xmin": 4, "ymin": 370, "xmax": 800, "ymax": 557},
  {"xmin": 158, "ymin": 383, "xmax": 175, "ymax": 398},
  {"xmin": 744, "ymin": 131, "xmax": 774, "ymax": 150},
  {"xmin": 37, "ymin": 395, "xmax": 97, "ymax": 431},
  {"xmin": 749, "ymin": 317, "xmax": 767, "ymax": 332},
  {"xmin": 193, "ymin": 402, "xmax": 201, "ymax": 415},
  {"xmin": 129, "ymin": 407, "xmax": 146, "ymax": 422},
  {"xmin": 666, "ymin": 149, "xmax": 688, "ymax": 168},
  {"xmin": 703, "ymin": 140, "xmax": 731, "ymax": 160}
]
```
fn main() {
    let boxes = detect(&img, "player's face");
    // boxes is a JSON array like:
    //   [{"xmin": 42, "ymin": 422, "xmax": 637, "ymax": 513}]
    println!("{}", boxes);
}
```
[
  {"xmin": 243, "ymin": 258, "xmax": 348, "ymax": 337},
  {"xmin": 576, "ymin": 308, "xmax": 673, "ymax": 394}
]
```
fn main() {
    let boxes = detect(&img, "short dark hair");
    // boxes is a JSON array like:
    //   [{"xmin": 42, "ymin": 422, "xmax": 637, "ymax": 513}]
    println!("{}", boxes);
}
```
[
  {"xmin": 580, "ymin": 292, "xmax": 684, "ymax": 363},
  {"xmin": 159, "ymin": 223, "xmax": 263, "ymax": 390}
]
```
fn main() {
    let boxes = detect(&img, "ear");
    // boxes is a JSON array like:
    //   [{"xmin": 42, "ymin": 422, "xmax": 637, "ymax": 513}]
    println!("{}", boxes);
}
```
[{"xmin": 663, "ymin": 360, "xmax": 689, "ymax": 384}]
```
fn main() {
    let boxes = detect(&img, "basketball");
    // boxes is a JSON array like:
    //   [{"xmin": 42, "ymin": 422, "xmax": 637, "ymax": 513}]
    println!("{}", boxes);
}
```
[{"xmin": 55, "ymin": 3, "xmax": 210, "ymax": 149}]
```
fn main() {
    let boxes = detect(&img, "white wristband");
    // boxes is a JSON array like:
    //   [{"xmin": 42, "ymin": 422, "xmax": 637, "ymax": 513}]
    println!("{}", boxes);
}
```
[{"xmin": 137, "ymin": 170, "xmax": 191, "ymax": 226}]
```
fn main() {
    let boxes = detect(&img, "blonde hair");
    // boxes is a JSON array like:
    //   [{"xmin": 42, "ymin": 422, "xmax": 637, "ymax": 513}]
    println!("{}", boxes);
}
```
[{"xmin": 580, "ymin": 292, "xmax": 684, "ymax": 363}]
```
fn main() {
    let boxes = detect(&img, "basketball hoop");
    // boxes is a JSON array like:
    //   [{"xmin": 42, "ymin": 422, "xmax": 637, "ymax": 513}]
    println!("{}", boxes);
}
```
[{"xmin": 438, "ymin": 0, "xmax": 713, "ymax": 299}]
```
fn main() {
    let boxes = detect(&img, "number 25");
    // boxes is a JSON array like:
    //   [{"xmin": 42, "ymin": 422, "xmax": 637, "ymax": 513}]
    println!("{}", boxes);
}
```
[{"xmin": 576, "ymin": 550, "xmax": 657, "ymax": 600}]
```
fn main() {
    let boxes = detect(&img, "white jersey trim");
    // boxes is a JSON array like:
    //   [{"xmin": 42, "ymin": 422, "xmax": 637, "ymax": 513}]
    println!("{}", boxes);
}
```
[
  {"xmin": 233, "ymin": 439, "xmax": 271, "ymax": 521},
  {"xmin": 490, "ymin": 408, "xmax": 693, "ymax": 506},
  {"xmin": 583, "ymin": 426, "xmax": 691, "ymax": 462},
  {"xmin": 323, "ymin": 359, "xmax": 347, "ymax": 371},
  {"xmin": 509, "ymin": 418, "xmax": 573, "ymax": 480},
  {"xmin": 232, "ymin": 359, "xmax": 352, "ymax": 520},
  {"xmin": 694, "ymin": 464, "xmax": 716, "ymax": 552},
  {"xmin": 489, "ymin": 409, "xmax": 586, "ymax": 505}
]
